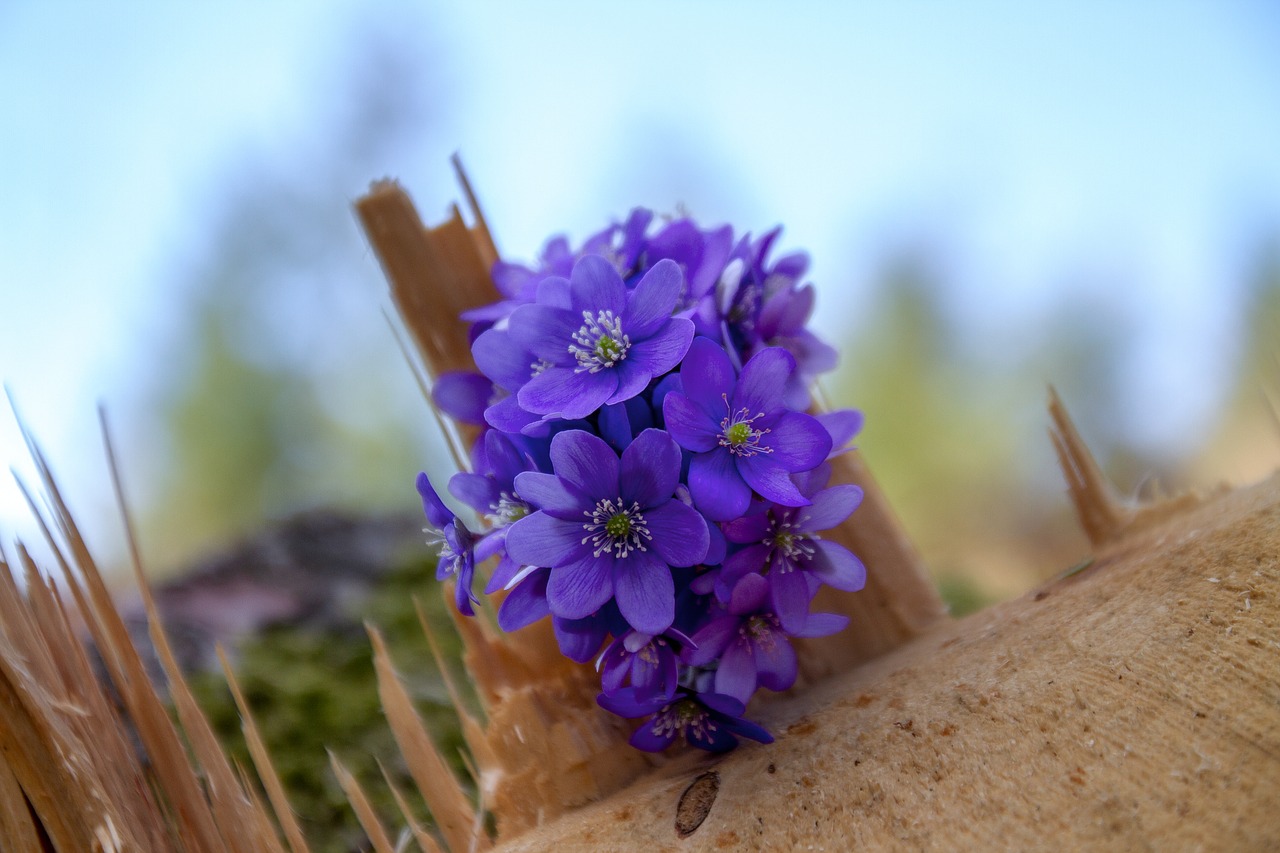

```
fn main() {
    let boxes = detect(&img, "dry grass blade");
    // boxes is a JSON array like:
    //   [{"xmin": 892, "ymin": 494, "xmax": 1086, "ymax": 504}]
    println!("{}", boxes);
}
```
[
  {"xmin": 100, "ymin": 408, "xmax": 285, "ymax": 853},
  {"xmin": 11, "ymin": 420, "xmax": 227, "ymax": 852},
  {"xmin": 0, "ymin": 756, "xmax": 41, "ymax": 853},
  {"xmin": 1048, "ymin": 385, "xmax": 1130, "ymax": 546},
  {"xmin": 368, "ymin": 623, "xmax": 489, "ymax": 853},
  {"xmin": 378, "ymin": 760, "xmax": 445, "ymax": 853},
  {"xmin": 218, "ymin": 646, "xmax": 311, "ymax": 853},
  {"xmin": 329, "ymin": 752, "xmax": 397, "ymax": 853}
]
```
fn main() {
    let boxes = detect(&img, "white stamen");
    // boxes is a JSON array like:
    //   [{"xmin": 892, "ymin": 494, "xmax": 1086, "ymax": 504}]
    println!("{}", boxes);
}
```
[{"xmin": 568, "ymin": 309, "xmax": 631, "ymax": 373}]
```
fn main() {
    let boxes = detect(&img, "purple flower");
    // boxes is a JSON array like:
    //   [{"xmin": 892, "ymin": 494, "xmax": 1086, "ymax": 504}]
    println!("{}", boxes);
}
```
[
  {"xmin": 416, "ymin": 472, "xmax": 478, "ymax": 616},
  {"xmin": 721, "ymin": 484, "xmax": 867, "ymax": 631},
  {"xmin": 510, "ymin": 255, "xmax": 695, "ymax": 420},
  {"xmin": 686, "ymin": 573, "xmax": 847, "ymax": 703},
  {"xmin": 597, "ymin": 687, "xmax": 773, "ymax": 753},
  {"xmin": 504, "ymin": 428, "xmax": 710, "ymax": 635},
  {"xmin": 448, "ymin": 430, "xmax": 538, "ymax": 594},
  {"xmin": 663, "ymin": 337, "xmax": 832, "ymax": 521},
  {"xmin": 431, "ymin": 371, "xmax": 493, "ymax": 425},
  {"xmin": 598, "ymin": 628, "xmax": 694, "ymax": 703},
  {"xmin": 685, "ymin": 573, "xmax": 795, "ymax": 702},
  {"xmin": 645, "ymin": 218, "xmax": 734, "ymax": 310}
]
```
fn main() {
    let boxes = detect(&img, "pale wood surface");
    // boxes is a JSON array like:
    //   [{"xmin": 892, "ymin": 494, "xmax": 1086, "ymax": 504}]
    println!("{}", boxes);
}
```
[{"xmin": 493, "ymin": 471, "xmax": 1280, "ymax": 852}]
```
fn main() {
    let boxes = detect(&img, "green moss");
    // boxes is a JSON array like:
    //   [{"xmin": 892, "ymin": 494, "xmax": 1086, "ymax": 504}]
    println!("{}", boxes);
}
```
[
  {"xmin": 187, "ymin": 555, "xmax": 470, "ymax": 852},
  {"xmin": 935, "ymin": 571, "xmax": 993, "ymax": 617}
]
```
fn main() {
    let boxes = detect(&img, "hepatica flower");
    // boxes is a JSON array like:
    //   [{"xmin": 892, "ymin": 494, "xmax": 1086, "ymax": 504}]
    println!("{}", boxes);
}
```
[
  {"xmin": 416, "ymin": 472, "xmax": 478, "ymax": 616},
  {"xmin": 416, "ymin": 206, "xmax": 868, "ymax": 754},
  {"xmin": 598, "ymin": 687, "xmax": 773, "ymax": 753},
  {"xmin": 663, "ymin": 336, "xmax": 831, "ymax": 521},
  {"xmin": 511, "ymin": 255, "xmax": 694, "ymax": 421},
  {"xmin": 505, "ymin": 428, "xmax": 708, "ymax": 635}
]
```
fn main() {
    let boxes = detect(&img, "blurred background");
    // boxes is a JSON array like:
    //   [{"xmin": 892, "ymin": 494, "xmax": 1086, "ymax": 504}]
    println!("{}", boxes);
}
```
[{"xmin": 3, "ymin": 0, "xmax": 1279, "ymax": 604}]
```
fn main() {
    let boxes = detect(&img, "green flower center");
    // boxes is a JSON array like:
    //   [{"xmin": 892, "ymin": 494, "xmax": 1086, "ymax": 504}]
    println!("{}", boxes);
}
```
[
  {"xmin": 583, "ymin": 498, "xmax": 652, "ymax": 558},
  {"xmin": 570, "ymin": 309, "xmax": 631, "ymax": 373},
  {"xmin": 596, "ymin": 334, "xmax": 621, "ymax": 362},
  {"xmin": 606, "ymin": 511, "xmax": 632, "ymax": 539},
  {"xmin": 718, "ymin": 396, "xmax": 772, "ymax": 457}
]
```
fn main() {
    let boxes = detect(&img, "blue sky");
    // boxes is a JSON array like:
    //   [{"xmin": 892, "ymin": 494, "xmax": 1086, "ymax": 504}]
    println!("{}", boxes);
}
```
[{"xmin": 2, "ymin": 1, "xmax": 1278, "ymax": 551}]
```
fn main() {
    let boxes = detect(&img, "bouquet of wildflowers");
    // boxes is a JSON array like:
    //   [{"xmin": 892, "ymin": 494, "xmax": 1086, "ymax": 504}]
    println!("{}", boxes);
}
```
[{"xmin": 416, "ymin": 210, "xmax": 867, "ymax": 753}]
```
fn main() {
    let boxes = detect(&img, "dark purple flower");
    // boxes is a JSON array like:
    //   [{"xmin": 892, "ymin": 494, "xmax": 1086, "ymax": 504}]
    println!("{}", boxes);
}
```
[
  {"xmin": 597, "ymin": 687, "xmax": 773, "ymax": 753},
  {"xmin": 580, "ymin": 207, "xmax": 653, "ymax": 277},
  {"xmin": 685, "ymin": 573, "xmax": 795, "ymax": 702},
  {"xmin": 416, "ymin": 472, "xmax": 478, "ymax": 616},
  {"xmin": 721, "ymin": 484, "xmax": 866, "ymax": 631},
  {"xmin": 510, "ymin": 255, "xmax": 695, "ymax": 420},
  {"xmin": 504, "ymin": 428, "xmax": 710, "ymax": 635},
  {"xmin": 449, "ymin": 431, "xmax": 535, "ymax": 526},
  {"xmin": 598, "ymin": 627, "xmax": 694, "ymax": 703},
  {"xmin": 448, "ymin": 430, "xmax": 539, "ymax": 594},
  {"xmin": 663, "ymin": 337, "xmax": 832, "ymax": 521},
  {"xmin": 645, "ymin": 219, "xmax": 734, "ymax": 310}
]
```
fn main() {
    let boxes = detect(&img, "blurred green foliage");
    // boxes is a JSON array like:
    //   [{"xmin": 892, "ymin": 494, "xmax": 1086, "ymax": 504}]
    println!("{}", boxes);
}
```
[{"xmin": 188, "ymin": 554, "xmax": 469, "ymax": 853}]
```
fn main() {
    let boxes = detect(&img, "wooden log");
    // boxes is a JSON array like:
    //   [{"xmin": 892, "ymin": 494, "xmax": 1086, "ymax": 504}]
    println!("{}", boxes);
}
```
[{"xmin": 491, "ymin": 469, "xmax": 1280, "ymax": 851}]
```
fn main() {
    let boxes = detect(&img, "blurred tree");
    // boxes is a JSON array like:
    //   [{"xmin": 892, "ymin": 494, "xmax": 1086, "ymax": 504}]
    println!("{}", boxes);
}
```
[
  {"xmin": 1193, "ymin": 233, "xmax": 1280, "ymax": 485},
  {"xmin": 836, "ymin": 241, "xmax": 1146, "ymax": 604},
  {"xmin": 129, "ymin": 21, "xmax": 447, "ymax": 571}
]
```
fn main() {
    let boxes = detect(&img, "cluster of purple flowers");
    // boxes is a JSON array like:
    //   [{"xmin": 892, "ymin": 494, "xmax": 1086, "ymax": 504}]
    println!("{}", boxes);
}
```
[{"xmin": 417, "ymin": 210, "xmax": 866, "ymax": 753}]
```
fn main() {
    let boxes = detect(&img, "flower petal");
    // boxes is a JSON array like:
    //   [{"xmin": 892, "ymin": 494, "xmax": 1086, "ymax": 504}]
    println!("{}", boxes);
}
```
[
  {"xmin": 613, "ymin": 550, "xmax": 675, "ymax": 635},
  {"xmin": 604, "ymin": 356, "xmax": 653, "ymax": 407},
  {"xmin": 733, "ymin": 347, "xmax": 795, "ymax": 416},
  {"xmin": 714, "ymin": 640, "xmax": 757, "ymax": 704},
  {"xmin": 753, "ymin": 632, "xmax": 797, "ymax": 693},
  {"xmin": 797, "ymin": 484, "xmax": 863, "ymax": 532},
  {"xmin": 481, "ymin": 429, "xmax": 530, "ymax": 485},
  {"xmin": 549, "ymin": 429, "xmax": 620, "ymax": 498},
  {"xmin": 415, "ymin": 472, "xmax": 451, "ymax": 529},
  {"xmin": 689, "ymin": 449, "xmax": 751, "ymax": 521},
  {"xmin": 569, "ymin": 254, "xmax": 626, "ymax": 315},
  {"xmin": 553, "ymin": 614, "xmax": 609, "ymax": 662},
  {"xmin": 642, "ymin": 499, "xmax": 710, "ymax": 566},
  {"xmin": 790, "ymin": 611, "xmax": 850, "ymax": 638},
  {"xmin": 628, "ymin": 316, "xmax": 694, "ymax": 377},
  {"xmin": 817, "ymin": 408, "xmax": 864, "ymax": 453},
  {"xmin": 497, "ymin": 568, "xmax": 550, "ymax": 631},
  {"xmin": 547, "ymin": 554, "xmax": 615, "ymax": 620},
  {"xmin": 484, "ymin": 394, "xmax": 541, "ymax": 433},
  {"xmin": 447, "ymin": 472, "xmax": 500, "ymax": 517},
  {"xmin": 806, "ymin": 540, "xmax": 867, "ymax": 592},
  {"xmin": 619, "ymin": 429, "xmax": 681, "ymax": 508},
  {"xmin": 597, "ymin": 686, "xmax": 665, "ymax": 718},
  {"xmin": 432, "ymin": 372, "xmax": 492, "ymax": 425},
  {"xmin": 518, "ymin": 366, "xmax": 615, "ymax": 419},
  {"xmin": 769, "ymin": 570, "xmax": 812, "ymax": 634},
  {"xmin": 511, "ymin": 471, "xmax": 585, "ymax": 520},
  {"xmin": 662, "ymin": 391, "xmax": 720, "ymax": 452},
  {"xmin": 629, "ymin": 720, "xmax": 679, "ymax": 752},
  {"xmin": 472, "ymin": 328, "xmax": 536, "ymax": 391},
  {"xmin": 686, "ymin": 615, "xmax": 737, "ymax": 666},
  {"xmin": 504, "ymin": 511, "xmax": 590, "ymax": 568},
  {"xmin": 760, "ymin": 411, "xmax": 832, "ymax": 471},
  {"xmin": 721, "ymin": 544, "xmax": 769, "ymax": 588},
  {"xmin": 508, "ymin": 304, "xmax": 581, "ymax": 365},
  {"xmin": 727, "ymin": 572, "xmax": 770, "ymax": 614},
  {"xmin": 738, "ymin": 457, "xmax": 810, "ymax": 507},
  {"xmin": 625, "ymin": 258, "xmax": 683, "ymax": 338},
  {"xmin": 679, "ymin": 335, "xmax": 735, "ymax": 409}
]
